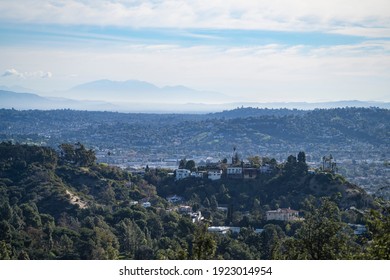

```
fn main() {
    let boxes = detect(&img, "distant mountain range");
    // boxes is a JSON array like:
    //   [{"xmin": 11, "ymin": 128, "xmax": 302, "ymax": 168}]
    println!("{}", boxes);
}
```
[
  {"xmin": 65, "ymin": 79, "xmax": 230, "ymax": 103},
  {"xmin": 0, "ymin": 90, "xmax": 117, "ymax": 111},
  {"xmin": 1, "ymin": 79, "xmax": 389, "ymax": 112}
]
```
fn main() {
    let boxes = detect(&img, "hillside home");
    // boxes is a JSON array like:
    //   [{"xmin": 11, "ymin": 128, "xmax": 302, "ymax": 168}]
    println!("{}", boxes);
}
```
[
  {"xmin": 208, "ymin": 169, "xmax": 223, "ymax": 180},
  {"xmin": 266, "ymin": 208, "xmax": 299, "ymax": 221},
  {"xmin": 191, "ymin": 171, "xmax": 206, "ymax": 178},
  {"xmin": 178, "ymin": 205, "xmax": 192, "ymax": 213},
  {"xmin": 227, "ymin": 166, "xmax": 243, "ymax": 178},
  {"xmin": 207, "ymin": 226, "xmax": 241, "ymax": 235},
  {"xmin": 142, "ymin": 202, "xmax": 151, "ymax": 208},
  {"xmin": 243, "ymin": 168, "xmax": 258, "ymax": 179},
  {"xmin": 167, "ymin": 195, "xmax": 183, "ymax": 203},
  {"xmin": 175, "ymin": 169, "xmax": 191, "ymax": 180},
  {"xmin": 207, "ymin": 226, "xmax": 230, "ymax": 234}
]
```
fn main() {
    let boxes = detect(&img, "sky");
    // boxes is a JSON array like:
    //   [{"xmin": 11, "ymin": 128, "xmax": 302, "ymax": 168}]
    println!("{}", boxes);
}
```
[{"xmin": 0, "ymin": 0, "xmax": 389, "ymax": 103}]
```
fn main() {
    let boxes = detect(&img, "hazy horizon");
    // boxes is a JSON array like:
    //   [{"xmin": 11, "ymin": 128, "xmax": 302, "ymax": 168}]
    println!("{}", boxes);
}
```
[{"xmin": 1, "ymin": 0, "xmax": 390, "ymax": 104}]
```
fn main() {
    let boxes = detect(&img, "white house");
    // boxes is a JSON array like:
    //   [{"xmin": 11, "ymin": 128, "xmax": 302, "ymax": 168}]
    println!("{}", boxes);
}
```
[
  {"xmin": 142, "ymin": 202, "xmax": 151, "ymax": 208},
  {"xmin": 208, "ymin": 226, "xmax": 230, "ymax": 234},
  {"xmin": 227, "ymin": 167, "xmax": 243, "ymax": 174},
  {"xmin": 175, "ymin": 169, "xmax": 191, "ymax": 180},
  {"xmin": 191, "ymin": 171, "xmax": 206, "ymax": 178},
  {"xmin": 190, "ymin": 211, "xmax": 204, "ymax": 223},
  {"xmin": 208, "ymin": 170, "xmax": 223, "ymax": 180},
  {"xmin": 266, "ymin": 208, "xmax": 299, "ymax": 221},
  {"xmin": 207, "ymin": 226, "xmax": 240, "ymax": 234},
  {"xmin": 227, "ymin": 167, "xmax": 243, "ymax": 178},
  {"xmin": 167, "ymin": 195, "xmax": 183, "ymax": 203},
  {"xmin": 178, "ymin": 205, "xmax": 192, "ymax": 213}
]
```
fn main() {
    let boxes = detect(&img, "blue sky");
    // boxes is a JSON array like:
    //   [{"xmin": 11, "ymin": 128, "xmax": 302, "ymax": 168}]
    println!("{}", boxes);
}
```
[{"xmin": 0, "ymin": 0, "xmax": 389, "ymax": 103}]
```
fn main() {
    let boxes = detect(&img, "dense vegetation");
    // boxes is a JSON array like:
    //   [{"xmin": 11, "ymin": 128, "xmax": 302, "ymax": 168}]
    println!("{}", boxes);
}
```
[
  {"xmin": 0, "ymin": 142, "xmax": 388, "ymax": 260},
  {"xmin": 0, "ymin": 107, "xmax": 388, "ymax": 153}
]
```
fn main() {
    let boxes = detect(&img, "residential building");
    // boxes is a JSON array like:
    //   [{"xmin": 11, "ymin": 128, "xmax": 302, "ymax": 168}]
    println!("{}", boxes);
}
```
[
  {"xmin": 243, "ymin": 168, "xmax": 258, "ymax": 179},
  {"xmin": 142, "ymin": 202, "xmax": 151, "ymax": 208},
  {"xmin": 266, "ymin": 208, "xmax": 299, "ymax": 221},
  {"xmin": 207, "ymin": 226, "xmax": 230, "ymax": 234},
  {"xmin": 348, "ymin": 224, "xmax": 367, "ymax": 235},
  {"xmin": 167, "ymin": 195, "xmax": 183, "ymax": 203},
  {"xmin": 208, "ymin": 169, "xmax": 223, "ymax": 180},
  {"xmin": 227, "ymin": 167, "xmax": 243, "ymax": 178},
  {"xmin": 191, "ymin": 171, "xmax": 206, "ymax": 178},
  {"xmin": 207, "ymin": 226, "xmax": 241, "ymax": 234},
  {"xmin": 175, "ymin": 169, "xmax": 191, "ymax": 180},
  {"xmin": 178, "ymin": 205, "xmax": 192, "ymax": 213}
]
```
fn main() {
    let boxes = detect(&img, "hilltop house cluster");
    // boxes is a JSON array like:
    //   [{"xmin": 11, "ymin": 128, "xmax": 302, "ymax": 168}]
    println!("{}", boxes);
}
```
[{"xmin": 175, "ymin": 154, "xmax": 275, "ymax": 181}]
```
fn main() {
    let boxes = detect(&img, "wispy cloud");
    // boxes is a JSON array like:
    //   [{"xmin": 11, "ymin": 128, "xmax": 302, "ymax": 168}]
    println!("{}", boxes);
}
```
[
  {"xmin": 1, "ymin": 68, "xmax": 52, "ymax": 79},
  {"xmin": 2, "ymin": 68, "xmax": 24, "ymax": 78},
  {"xmin": 0, "ymin": 0, "xmax": 389, "ymax": 37}
]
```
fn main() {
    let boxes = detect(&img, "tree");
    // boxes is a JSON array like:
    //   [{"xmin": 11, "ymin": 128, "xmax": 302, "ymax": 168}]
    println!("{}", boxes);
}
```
[
  {"xmin": 116, "ymin": 218, "xmax": 146, "ymax": 258},
  {"xmin": 284, "ymin": 155, "xmax": 297, "ymax": 174},
  {"xmin": 185, "ymin": 160, "xmax": 196, "ymax": 171},
  {"xmin": 297, "ymin": 151, "xmax": 306, "ymax": 163},
  {"xmin": 248, "ymin": 156, "xmax": 261, "ymax": 168},
  {"xmin": 203, "ymin": 197, "xmax": 211, "ymax": 208},
  {"xmin": 59, "ymin": 143, "xmax": 96, "ymax": 166},
  {"xmin": 261, "ymin": 224, "xmax": 285, "ymax": 259},
  {"xmin": 364, "ymin": 208, "xmax": 390, "ymax": 259},
  {"xmin": 210, "ymin": 195, "xmax": 218, "ymax": 211},
  {"xmin": 287, "ymin": 155, "xmax": 297, "ymax": 164},
  {"xmin": 178, "ymin": 159, "xmax": 187, "ymax": 169},
  {"xmin": 275, "ymin": 198, "xmax": 355, "ymax": 260},
  {"xmin": 297, "ymin": 151, "xmax": 308, "ymax": 174},
  {"xmin": 0, "ymin": 240, "xmax": 11, "ymax": 260},
  {"xmin": 192, "ymin": 223, "xmax": 216, "ymax": 260}
]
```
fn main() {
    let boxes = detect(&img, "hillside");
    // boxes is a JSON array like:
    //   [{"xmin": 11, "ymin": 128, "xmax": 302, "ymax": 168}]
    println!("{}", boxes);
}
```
[
  {"xmin": 0, "ymin": 142, "xmax": 388, "ymax": 260},
  {"xmin": 1, "ymin": 107, "xmax": 388, "ymax": 152},
  {"xmin": 1, "ymin": 107, "xmax": 388, "ymax": 198}
]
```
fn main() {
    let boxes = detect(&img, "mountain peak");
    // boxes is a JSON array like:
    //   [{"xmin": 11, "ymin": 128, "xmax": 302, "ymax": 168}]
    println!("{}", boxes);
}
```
[{"xmin": 70, "ymin": 79, "xmax": 158, "ymax": 92}]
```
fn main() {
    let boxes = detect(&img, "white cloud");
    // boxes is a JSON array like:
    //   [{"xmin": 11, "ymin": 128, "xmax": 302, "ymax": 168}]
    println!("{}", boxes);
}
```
[
  {"xmin": 1, "ymin": 68, "xmax": 52, "ymax": 79},
  {"xmin": 2, "ymin": 68, "xmax": 24, "ymax": 78},
  {"xmin": 0, "ymin": 0, "xmax": 389, "ymax": 36},
  {"xmin": 37, "ymin": 71, "xmax": 53, "ymax": 79}
]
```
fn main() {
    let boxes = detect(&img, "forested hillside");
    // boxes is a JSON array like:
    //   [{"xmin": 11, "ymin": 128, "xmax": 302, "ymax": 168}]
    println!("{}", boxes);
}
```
[
  {"xmin": 0, "ymin": 142, "xmax": 388, "ymax": 260},
  {"xmin": 1, "ymin": 108, "xmax": 388, "ymax": 152}
]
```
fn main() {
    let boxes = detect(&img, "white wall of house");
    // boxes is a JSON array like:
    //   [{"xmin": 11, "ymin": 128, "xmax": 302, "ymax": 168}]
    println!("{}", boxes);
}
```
[
  {"xmin": 227, "ymin": 167, "xmax": 243, "ymax": 175},
  {"xmin": 175, "ymin": 169, "xmax": 191, "ymax": 180},
  {"xmin": 208, "ymin": 170, "xmax": 222, "ymax": 180},
  {"xmin": 266, "ymin": 208, "xmax": 299, "ymax": 221},
  {"xmin": 191, "ymin": 171, "xmax": 205, "ymax": 178}
]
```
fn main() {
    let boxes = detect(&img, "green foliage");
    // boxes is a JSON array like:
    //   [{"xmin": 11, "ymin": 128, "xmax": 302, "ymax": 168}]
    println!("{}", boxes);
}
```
[
  {"xmin": 274, "ymin": 198, "xmax": 358, "ymax": 259},
  {"xmin": 59, "ymin": 143, "xmax": 96, "ymax": 167},
  {"xmin": 363, "ymin": 208, "xmax": 390, "ymax": 259},
  {"xmin": 185, "ymin": 160, "xmax": 196, "ymax": 171},
  {"xmin": 0, "ymin": 142, "xmax": 386, "ymax": 260},
  {"xmin": 192, "ymin": 223, "xmax": 217, "ymax": 260}
]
